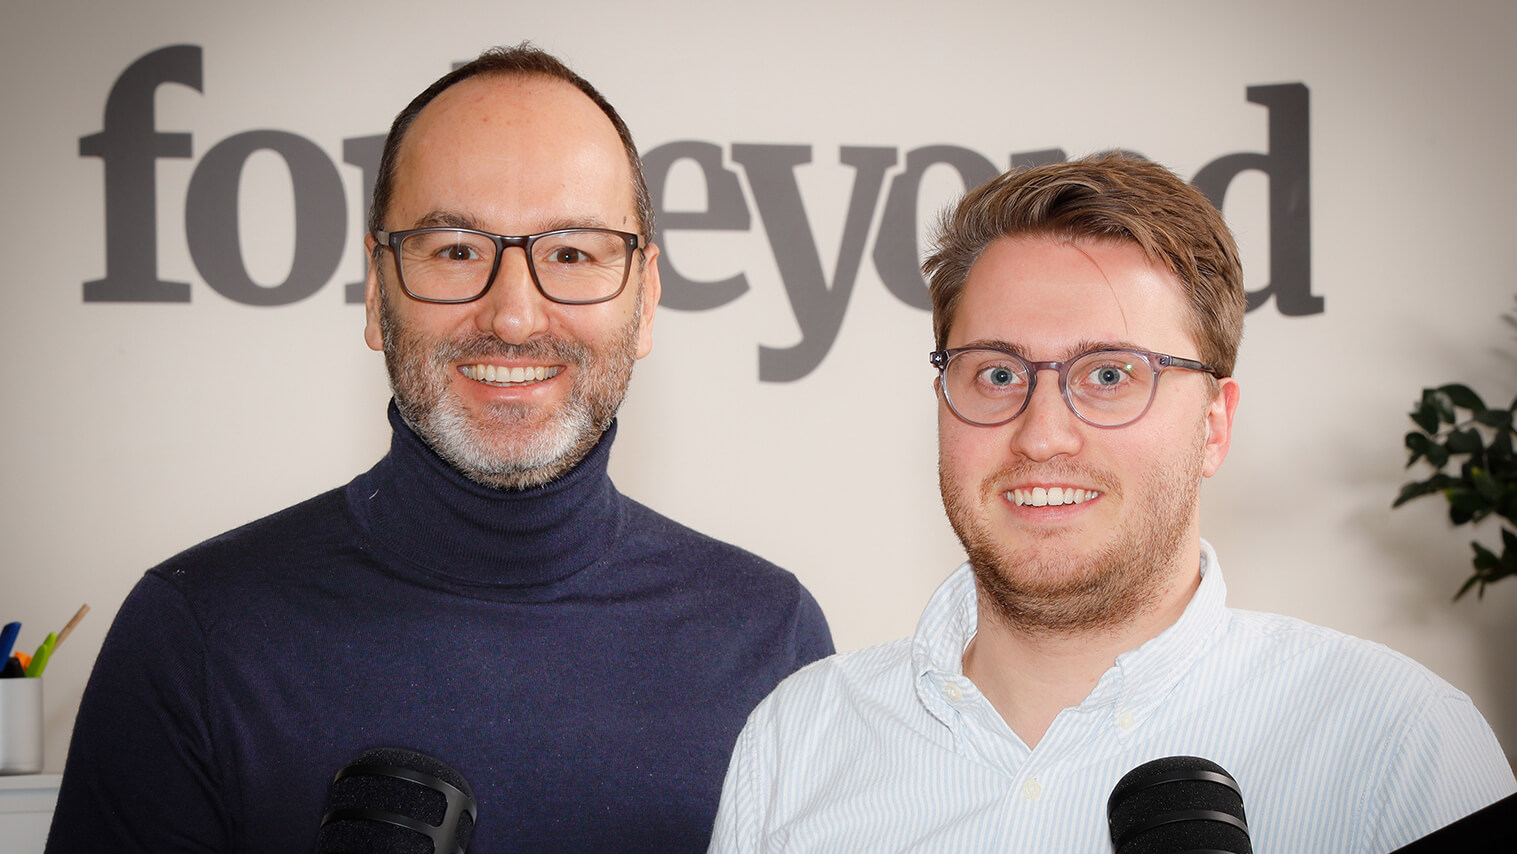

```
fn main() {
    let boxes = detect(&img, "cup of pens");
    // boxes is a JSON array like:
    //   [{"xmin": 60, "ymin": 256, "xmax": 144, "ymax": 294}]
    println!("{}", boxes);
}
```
[
  {"xmin": 0, "ymin": 677, "xmax": 42, "ymax": 774},
  {"xmin": 0, "ymin": 606, "xmax": 88, "ymax": 775}
]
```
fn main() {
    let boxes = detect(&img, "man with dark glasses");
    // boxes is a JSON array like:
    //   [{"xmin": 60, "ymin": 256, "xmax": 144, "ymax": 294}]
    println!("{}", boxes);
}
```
[{"xmin": 50, "ymin": 44, "xmax": 831, "ymax": 853}]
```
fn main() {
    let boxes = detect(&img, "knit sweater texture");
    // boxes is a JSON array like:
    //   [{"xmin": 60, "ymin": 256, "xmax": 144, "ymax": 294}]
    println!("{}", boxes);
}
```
[{"xmin": 47, "ymin": 406, "xmax": 833, "ymax": 852}]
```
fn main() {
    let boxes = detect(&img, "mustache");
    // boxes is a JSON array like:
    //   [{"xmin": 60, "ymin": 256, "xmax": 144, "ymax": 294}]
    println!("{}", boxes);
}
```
[
  {"xmin": 429, "ymin": 333, "xmax": 590, "ymax": 366},
  {"xmin": 980, "ymin": 460, "xmax": 1121, "ymax": 499}
]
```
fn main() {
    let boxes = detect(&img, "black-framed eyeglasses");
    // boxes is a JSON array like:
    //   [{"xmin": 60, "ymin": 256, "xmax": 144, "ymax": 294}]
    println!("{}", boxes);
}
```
[
  {"xmin": 930, "ymin": 346, "xmax": 1222, "ymax": 429},
  {"xmin": 374, "ymin": 227, "xmax": 641, "ymax": 305}
]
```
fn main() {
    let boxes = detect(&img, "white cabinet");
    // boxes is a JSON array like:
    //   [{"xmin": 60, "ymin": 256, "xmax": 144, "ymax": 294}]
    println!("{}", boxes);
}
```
[{"xmin": 0, "ymin": 775, "xmax": 59, "ymax": 853}]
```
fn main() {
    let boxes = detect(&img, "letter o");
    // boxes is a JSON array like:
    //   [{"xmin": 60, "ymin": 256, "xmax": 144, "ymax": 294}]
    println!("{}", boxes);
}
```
[
  {"xmin": 186, "ymin": 130, "xmax": 346, "ymax": 306},
  {"xmin": 873, "ymin": 145, "xmax": 998, "ymax": 310}
]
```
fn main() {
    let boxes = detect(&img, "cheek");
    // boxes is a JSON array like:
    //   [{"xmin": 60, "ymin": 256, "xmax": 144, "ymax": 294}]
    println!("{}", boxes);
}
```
[
  {"xmin": 937, "ymin": 404, "xmax": 967, "ymax": 465},
  {"xmin": 563, "ymin": 302, "xmax": 634, "ymax": 345},
  {"xmin": 1123, "ymin": 415, "xmax": 1208, "ymax": 490},
  {"xmin": 937, "ymin": 413, "xmax": 994, "ymax": 485}
]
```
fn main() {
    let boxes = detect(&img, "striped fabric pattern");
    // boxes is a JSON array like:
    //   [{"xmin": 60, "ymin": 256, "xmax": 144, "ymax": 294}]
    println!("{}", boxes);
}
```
[{"xmin": 710, "ymin": 542, "xmax": 1516, "ymax": 853}]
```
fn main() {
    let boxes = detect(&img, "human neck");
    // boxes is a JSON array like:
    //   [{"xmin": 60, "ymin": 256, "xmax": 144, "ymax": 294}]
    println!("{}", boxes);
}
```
[{"xmin": 962, "ymin": 556, "xmax": 1202, "ymax": 748}]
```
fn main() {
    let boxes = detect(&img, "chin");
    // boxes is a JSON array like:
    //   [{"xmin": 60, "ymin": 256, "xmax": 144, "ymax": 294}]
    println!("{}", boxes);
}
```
[{"xmin": 440, "ymin": 400, "xmax": 597, "ymax": 482}]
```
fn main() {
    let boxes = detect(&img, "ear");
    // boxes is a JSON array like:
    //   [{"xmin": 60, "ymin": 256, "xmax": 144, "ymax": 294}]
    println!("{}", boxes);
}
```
[
  {"xmin": 1201, "ymin": 377, "xmax": 1240, "ymax": 478},
  {"xmin": 363, "ymin": 234, "xmax": 385, "ymax": 352},
  {"xmin": 633, "ymin": 243, "xmax": 661, "ymax": 360}
]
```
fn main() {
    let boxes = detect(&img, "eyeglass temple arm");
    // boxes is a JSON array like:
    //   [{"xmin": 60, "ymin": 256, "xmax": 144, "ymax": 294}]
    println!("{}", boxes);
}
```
[{"xmin": 1157, "ymin": 353, "xmax": 1223, "ymax": 377}]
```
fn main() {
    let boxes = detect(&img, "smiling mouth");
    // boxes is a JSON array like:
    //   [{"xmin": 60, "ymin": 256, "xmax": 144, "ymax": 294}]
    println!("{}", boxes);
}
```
[
  {"xmin": 1007, "ymin": 486, "xmax": 1101, "ymax": 507},
  {"xmin": 459, "ymin": 364, "xmax": 561, "ymax": 386}
]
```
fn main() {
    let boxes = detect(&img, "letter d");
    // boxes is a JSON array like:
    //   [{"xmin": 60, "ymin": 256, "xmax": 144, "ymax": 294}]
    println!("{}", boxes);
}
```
[{"xmin": 1193, "ymin": 83, "xmax": 1322, "ymax": 315}]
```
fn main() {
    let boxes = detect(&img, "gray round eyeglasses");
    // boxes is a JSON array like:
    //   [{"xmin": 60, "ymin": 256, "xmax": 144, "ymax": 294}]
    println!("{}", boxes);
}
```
[
  {"xmin": 374, "ymin": 226, "xmax": 641, "ymax": 305},
  {"xmin": 930, "ymin": 347, "xmax": 1222, "ymax": 429}
]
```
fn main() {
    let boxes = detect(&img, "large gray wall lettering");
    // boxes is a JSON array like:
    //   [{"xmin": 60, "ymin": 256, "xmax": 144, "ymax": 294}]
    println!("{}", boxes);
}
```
[
  {"xmin": 80, "ymin": 44, "xmax": 202, "ymax": 303},
  {"xmin": 185, "ymin": 131, "xmax": 347, "ymax": 306}
]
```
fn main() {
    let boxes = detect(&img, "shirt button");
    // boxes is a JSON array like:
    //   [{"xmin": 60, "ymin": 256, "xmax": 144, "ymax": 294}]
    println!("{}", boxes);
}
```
[
  {"xmin": 1021, "ymin": 778, "xmax": 1042, "ymax": 800},
  {"xmin": 1117, "ymin": 712, "xmax": 1135, "ymax": 731},
  {"xmin": 943, "ymin": 683, "xmax": 963, "ymax": 702}
]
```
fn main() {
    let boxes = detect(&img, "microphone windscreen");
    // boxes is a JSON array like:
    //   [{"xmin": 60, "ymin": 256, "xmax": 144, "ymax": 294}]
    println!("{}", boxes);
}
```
[
  {"xmin": 315, "ymin": 747, "xmax": 476, "ymax": 854},
  {"xmin": 1107, "ymin": 755, "xmax": 1252, "ymax": 854}
]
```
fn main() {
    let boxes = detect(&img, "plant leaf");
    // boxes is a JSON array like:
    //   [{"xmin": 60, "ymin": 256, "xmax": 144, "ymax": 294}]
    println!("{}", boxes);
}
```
[
  {"xmin": 1491, "ymin": 426, "xmax": 1514, "ymax": 457},
  {"xmin": 1446, "ymin": 488, "xmax": 1489, "ymax": 525},
  {"xmin": 1454, "ymin": 573, "xmax": 1480, "ymax": 601},
  {"xmin": 1404, "ymin": 432, "xmax": 1429, "ymax": 467},
  {"xmin": 1430, "ymin": 389, "xmax": 1457, "ymax": 425},
  {"xmin": 1471, "ymin": 467, "xmax": 1503, "ymax": 502},
  {"xmin": 1475, "ymin": 408, "xmax": 1513, "ymax": 429},
  {"xmin": 1410, "ymin": 402, "xmax": 1440, "ymax": 435},
  {"xmin": 1426, "ymin": 443, "xmax": 1450, "ymax": 468},
  {"xmin": 1438, "ymin": 383, "xmax": 1487, "ymax": 414},
  {"xmin": 1472, "ymin": 540, "xmax": 1500, "ymax": 569},
  {"xmin": 1393, "ymin": 478, "xmax": 1446, "ymax": 507},
  {"xmin": 1447, "ymin": 428, "xmax": 1484, "ymax": 455}
]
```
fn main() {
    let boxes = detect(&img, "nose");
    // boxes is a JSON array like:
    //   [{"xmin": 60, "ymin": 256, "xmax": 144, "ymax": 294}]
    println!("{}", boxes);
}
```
[
  {"xmin": 1006, "ymin": 371, "xmax": 1084, "ymax": 462},
  {"xmin": 474, "ymin": 250, "xmax": 549, "ymax": 344}
]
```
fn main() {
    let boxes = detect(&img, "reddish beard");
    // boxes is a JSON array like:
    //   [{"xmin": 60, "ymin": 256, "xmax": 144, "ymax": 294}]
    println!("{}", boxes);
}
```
[{"xmin": 939, "ymin": 436, "xmax": 1204, "ymax": 636}]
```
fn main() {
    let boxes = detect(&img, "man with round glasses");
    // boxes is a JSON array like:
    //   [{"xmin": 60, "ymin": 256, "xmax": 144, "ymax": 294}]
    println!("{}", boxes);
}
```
[
  {"xmin": 49, "ymin": 44, "xmax": 831, "ymax": 853},
  {"xmin": 710, "ymin": 153, "xmax": 1513, "ymax": 851}
]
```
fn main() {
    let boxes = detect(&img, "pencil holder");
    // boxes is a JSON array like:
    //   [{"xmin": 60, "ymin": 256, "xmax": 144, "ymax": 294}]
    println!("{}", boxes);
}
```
[{"xmin": 0, "ymin": 678, "xmax": 42, "ymax": 774}]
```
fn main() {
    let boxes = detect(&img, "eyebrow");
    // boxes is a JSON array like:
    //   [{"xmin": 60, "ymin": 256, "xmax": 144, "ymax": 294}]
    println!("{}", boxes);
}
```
[
  {"xmin": 410, "ymin": 210, "xmax": 616, "ymax": 234},
  {"xmin": 957, "ymin": 338, "xmax": 1147, "ymax": 361}
]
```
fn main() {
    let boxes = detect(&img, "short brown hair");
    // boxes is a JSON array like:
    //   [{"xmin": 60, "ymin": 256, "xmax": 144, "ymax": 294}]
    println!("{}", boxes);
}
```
[
  {"xmin": 923, "ymin": 152, "xmax": 1245, "ymax": 377},
  {"xmin": 368, "ymin": 42, "xmax": 654, "ymax": 246}
]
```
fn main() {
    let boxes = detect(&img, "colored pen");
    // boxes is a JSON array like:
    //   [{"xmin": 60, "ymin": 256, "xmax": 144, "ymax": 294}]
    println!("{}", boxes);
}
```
[
  {"xmin": 56, "ymin": 604, "xmax": 89, "ymax": 647},
  {"xmin": 25, "ymin": 633, "xmax": 56, "ymax": 677},
  {"xmin": 1, "ymin": 656, "xmax": 24, "ymax": 678},
  {"xmin": 0, "ymin": 622, "xmax": 18, "ymax": 662}
]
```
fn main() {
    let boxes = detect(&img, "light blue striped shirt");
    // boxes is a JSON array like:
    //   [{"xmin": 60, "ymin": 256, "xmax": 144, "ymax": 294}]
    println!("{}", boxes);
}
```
[{"xmin": 710, "ymin": 542, "xmax": 1515, "ymax": 852}]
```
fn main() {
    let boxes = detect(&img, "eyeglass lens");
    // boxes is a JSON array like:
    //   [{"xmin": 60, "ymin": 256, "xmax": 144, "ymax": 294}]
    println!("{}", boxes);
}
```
[
  {"xmin": 944, "ymin": 350, "xmax": 1158, "ymax": 427},
  {"xmin": 396, "ymin": 229, "xmax": 631, "ymax": 303}
]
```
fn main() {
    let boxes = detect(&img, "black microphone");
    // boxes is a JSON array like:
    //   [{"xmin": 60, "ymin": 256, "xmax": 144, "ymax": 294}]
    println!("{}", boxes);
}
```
[
  {"xmin": 314, "ymin": 747, "xmax": 477, "ymax": 854},
  {"xmin": 1390, "ymin": 791, "xmax": 1517, "ymax": 852},
  {"xmin": 1107, "ymin": 756, "xmax": 1252, "ymax": 854}
]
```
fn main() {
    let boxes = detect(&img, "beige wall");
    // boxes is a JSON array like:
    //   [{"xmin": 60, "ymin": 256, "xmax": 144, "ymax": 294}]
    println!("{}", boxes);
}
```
[{"xmin": 2, "ymin": 0, "xmax": 1514, "ymax": 771}]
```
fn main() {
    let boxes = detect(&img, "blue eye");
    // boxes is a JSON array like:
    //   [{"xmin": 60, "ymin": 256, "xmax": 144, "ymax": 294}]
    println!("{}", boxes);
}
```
[
  {"xmin": 975, "ymin": 364, "xmax": 1024, "ymax": 389},
  {"xmin": 1089, "ymin": 364, "xmax": 1132, "ymax": 386}
]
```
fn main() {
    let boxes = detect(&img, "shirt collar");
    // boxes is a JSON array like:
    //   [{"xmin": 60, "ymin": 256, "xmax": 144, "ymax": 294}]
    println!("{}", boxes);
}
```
[
  {"xmin": 911, "ymin": 541, "xmax": 1230, "ymax": 728},
  {"xmin": 1096, "ymin": 540, "xmax": 1229, "ymax": 718}
]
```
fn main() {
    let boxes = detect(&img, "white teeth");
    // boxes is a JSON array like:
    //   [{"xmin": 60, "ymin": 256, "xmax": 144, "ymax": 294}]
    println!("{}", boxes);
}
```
[
  {"xmin": 1007, "ymin": 486, "xmax": 1100, "ymax": 507},
  {"xmin": 460, "ymin": 365, "xmax": 559, "ymax": 385}
]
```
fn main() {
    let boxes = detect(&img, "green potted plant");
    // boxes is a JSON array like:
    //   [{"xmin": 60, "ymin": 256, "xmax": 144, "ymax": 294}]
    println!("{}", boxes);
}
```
[{"xmin": 1395, "ymin": 380, "xmax": 1517, "ymax": 600}]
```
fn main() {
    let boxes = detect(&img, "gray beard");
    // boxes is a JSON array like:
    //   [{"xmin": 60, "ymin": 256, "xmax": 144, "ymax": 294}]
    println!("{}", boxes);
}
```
[
  {"xmin": 940, "ymin": 433, "xmax": 1204, "ymax": 637},
  {"xmin": 379, "ymin": 287, "xmax": 642, "ymax": 491}
]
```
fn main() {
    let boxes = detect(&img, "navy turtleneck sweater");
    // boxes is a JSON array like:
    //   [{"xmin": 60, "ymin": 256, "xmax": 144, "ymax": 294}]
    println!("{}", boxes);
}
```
[{"xmin": 49, "ymin": 405, "xmax": 833, "ymax": 853}]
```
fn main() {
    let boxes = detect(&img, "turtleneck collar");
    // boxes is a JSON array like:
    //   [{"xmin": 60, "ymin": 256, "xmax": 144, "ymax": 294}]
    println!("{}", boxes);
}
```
[{"xmin": 345, "ymin": 402, "xmax": 623, "ymax": 591}]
